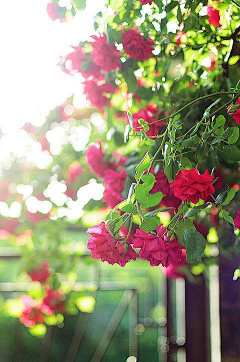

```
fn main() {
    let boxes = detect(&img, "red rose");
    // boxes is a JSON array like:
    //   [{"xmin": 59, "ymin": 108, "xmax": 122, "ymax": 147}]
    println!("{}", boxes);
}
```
[
  {"xmin": 207, "ymin": 5, "xmax": 221, "ymax": 27},
  {"xmin": 83, "ymin": 80, "xmax": 114, "ymax": 110},
  {"xmin": 28, "ymin": 262, "xmax": 50, "ymax": 284},
  {"xmin": 170, "ymin": 168, "xmax": 215, "ymax": 204},
  {"xmin": 234, "ymin": 210, "xmax": 240, "ymax": 229},
  {"xmin": 87, "ymin": 222, "xmax": 137, "ymax": 267},
  {"xmin": 85, "ymin": 142, "xmax": 115, "ymax": 178},
  {"xmin": 141, "ymin": 0, "xmax": 153, "ymax": 4},
  {"xmin": 103, "ymin": 167, "xmax": 127, "ymax": 208},
  {"xmin": 46, "ymin": 3, "xmax": 66, "ymax": 22},
  {"xmin": 131, "ymin": 105, "xmax": 165, "ymax": 139},
  {"xmin": 42, "ymin": 286, "xmax": 65, "ymax": 315},
  {"xmin": 91, "ymin": 34, "xmax": 122, "ymax": 72},
  {"xmin": 122, "ymin": 29, "xmax": 154, "ymax": 61},
  {"xmin": 20, "ymin": 295, "xmax": 45, "ymax": 327},
  {"xmin": 62, "ymin": 46, "xmax": 102, "ymax": 79},
  {"xmin": 227, "ymin": 98, "xmax": 240, "ymax": 125},
  {"xmin": 132, "ymin": 225, "xmax": 183, "ymax": 267},
  {"xmin": 163, "ymin": 250, "xmax": 187, "ymax": 279}
]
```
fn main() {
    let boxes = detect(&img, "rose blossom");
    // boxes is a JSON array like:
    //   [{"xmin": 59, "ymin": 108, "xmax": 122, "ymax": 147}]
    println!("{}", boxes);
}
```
[
  {"xmin": 163, "ymin": 250, "xmax": 187, "ymax": 279},
  {"xmin": 87, "ymin": 222, "xmax": 137, "ymax": 267},
  {"xmin": 91, "ymin": 34, "xmax": 122, "ymax": 72},
  {"xmin": 85, "ymin": 142, "xmax": 115, "ymax": 178},
  {"xmin": 28, "ymin": 262, "xmax": 50, "ymax": 284},
  {"xmin": 20, "ymin": 295, "xmax": 45, "ymax": 327},
  {"xmin": 122, "ymin": 29, "xmax": 154, "ymax": 61},
  {"xmin": 132, "ymin": 105, "xmax": 165, "ymax": 139},
  {"xmin": 227, "ymin": 98, "xmax": 240, "ymax": 125},
  {"xmin": 234, "ymin": 211, "xmax": 240, "ymax": 229},
  {"xmin": 103, "ymin": 167, "xmax": 127, "ymax": 208},
  {"xmin": 141, "ymin": 0, "xmax": 153, "ymax": 4},
  {"xmin": 170, "ymin": 169, "xmax": 215, "ymax": 204},
  {"xmin": 133, "ymin": 225, "xmax": 183, "ymax": 267},
  {"xmin": 83, "ymin": 80, "xmax": 114, "ymax": 110},
  {"xmin": 207, "ymin": 5, "xmax": 221, "ymax": 27},
  {"xmin": 42, "ymin": 286, "xmax": 65, "ymax": 315},
  {"xmin": 62, "ymin": 46, "xmax": 102, "ymax": 79}
]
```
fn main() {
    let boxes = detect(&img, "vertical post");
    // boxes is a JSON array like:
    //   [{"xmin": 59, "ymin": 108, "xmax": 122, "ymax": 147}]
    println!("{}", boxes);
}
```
[
  {"xmin": 219, "ymin": 256, "xmax": 240, "ymax": 362},
  {"xmin": 185, "ymin": 275, "xmax": 209, "ymax": 362}
]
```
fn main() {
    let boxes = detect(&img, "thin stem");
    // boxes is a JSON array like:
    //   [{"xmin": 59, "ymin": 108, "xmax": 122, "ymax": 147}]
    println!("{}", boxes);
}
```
[
  {"xmin": 148, "ymin": 91, "xmax": 240, "ymax": 125},
  {"xmin": 231, "ymin": 0, "xmax": 240, "ymax": 9}
]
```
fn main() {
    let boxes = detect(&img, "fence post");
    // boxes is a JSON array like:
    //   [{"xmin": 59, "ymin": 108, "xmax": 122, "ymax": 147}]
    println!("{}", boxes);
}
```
[{"xmin": 219, "ymin": 256, "xmax": 240, "ymax": 362}]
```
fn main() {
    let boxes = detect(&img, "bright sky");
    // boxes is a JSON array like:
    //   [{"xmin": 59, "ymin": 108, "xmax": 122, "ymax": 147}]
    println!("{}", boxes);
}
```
[{"xmin": 0, "ymin": 0, "xmax": 105, "ymax": 133}]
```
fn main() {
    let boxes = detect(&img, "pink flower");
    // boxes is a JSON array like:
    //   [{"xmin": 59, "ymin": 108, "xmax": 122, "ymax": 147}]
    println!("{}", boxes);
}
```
[
  {"xmin": 122, "ymin": 29, "xmax": 154, "ymax": 61},
  {"xmin": 141, "ymin": 0, "xmax": 153, "ymax": 4},
  {"xmin": 132, "ymin": 105, "xmax": 165, "ymax": 139},
  {"xmin": 46, "ymin": 3, "xmax": 66, "ymax": 22},
  {"xmin": 91, "ymin": 34, "xmax": 122, "ymax": 72},
  {"xmin": 20, "ymin": 295, "xmax": 45, "ymax": 327},
  {"xmin": 83, "ymin": 80, "xmax": 114, "ymax": 110},
  {"xmin": 28, "ymin": 262, "xmax": 50, "ymax": 284},
  {"xmin": 87, "ymin": 222, "xmax": 137, "ymax": 266},
  {"xmin": 207, "ymin": 5, "xmax": 221, "ymax": 27},
  {"xmin": 103, "ymin": 168, "xmax": 127, "ymax": 208},
  {"xmin": 86, "ymin": 142, "xmax": 115, "ymax": 178},
  {"xmin": 234, "ymin": 210, "xmax": 240, "ymax": 229},
  {"xmin": 133, "ymin": 225, "xmax": 183, "ymax": 267},
  {"xmin": 163, "ymin": 250, "xmax": 187, "ymax": 279},
  {"xmin": 227, "ymin": 98, "xmax": 240, "ymax": 125},
  {"xmin": 42, "ymin": 287, "xmax": 65, "ymax": 315},
  {"xmin": 170, "ymin": 169, "xmax": 215, "ymax": 204},
  {"xmin": 68, "ymin": 161, "xmax": 84, "ymax": 183}
]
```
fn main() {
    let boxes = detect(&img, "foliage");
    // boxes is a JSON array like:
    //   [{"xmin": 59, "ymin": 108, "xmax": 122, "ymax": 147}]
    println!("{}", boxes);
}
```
[{"xmin": 0, "ymin": 0, "xmax": 240, "ymax": 333}]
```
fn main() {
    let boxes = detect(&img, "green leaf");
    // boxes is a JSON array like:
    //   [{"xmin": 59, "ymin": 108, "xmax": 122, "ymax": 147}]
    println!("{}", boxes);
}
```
[
  {"xmin": 139, "ymin": 216, "xmax": 160, "ymax": 233},
  {"xmin": 123, "ymin": 69, "xmax": 137, "ymax": 93},
  {"xmin": 184, "ymin": 229, "xmax": 206, "ymax": 263},
  {"xmin": 118, "ymin": 201, "xmax": 137, "ymax": 213},
  {"xmin": 164, "ymin": 159, "xmax": 179, "ymax": 182},
  {"xmin": 222, "ymin": 210, "xmax": 234, "ymax": 227},
  {"xmin": 221, "ymin": 188, "xmax": 237, "ymax": 206},
  {"xmin": 181, "ymin": 134, "xmax": 200, "ymax": 147},
  {"xmin": 209, "ymin": 146, "xmax": 219, "ymax": 167},
  {"xmin": 144, "ymin": 207, "xmax": 175, "ymax": 217},
  {"xmin": 184, "ymin": 203, "xmax": 211, "ymax": 218},
  {"xmin": 29, "ymin": 324, "xmax": 47, "ymax": 338},
  {"xmin": 124, "ymin": 125, "xmax": 131, "ymax": 143},
  {"xmin": 74, "ymin": 0, "xmax": 86, "ymax": 10},
  {"xmin": 165, "ymin": 1, "xmax": 178, "ymax": 11},
  {"xmin": 141, "ymin": 173, "xmax": 155, "ymax": 186},
  {"xmin": 219, "ymin": 145, "xmax": 240, "ymax": 164},
  {"xmin": 106, "ymin": 25, "xmax": 122, "ymax": 44},
  {"xmin": 127, "ymin": 111, "xmax": 133, "ymax": 128},
  {"xmin": 211, "ymin": 128, "xmax": 233, "ymax": 144},
  {"xmin": 135, "ymin": 153, "xmax": 151, "ymax": 180},
  {"xmin": 215, "ymin": 187, "xmax": 229, "ymax": 205},
  {"xmin": 228, "ymin": 127, "xmax": 239, "ymax": 144},
  {"xmin": 215, "ymin": 115, "xmax": 226, "ymax": 128},
  {"xmin": 175, "ymin": 219, "xmax": 196, "ymax": 246},
  {"xmin": 229, "ymin": 56, "xmax": 240, "ymax": 65}
]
